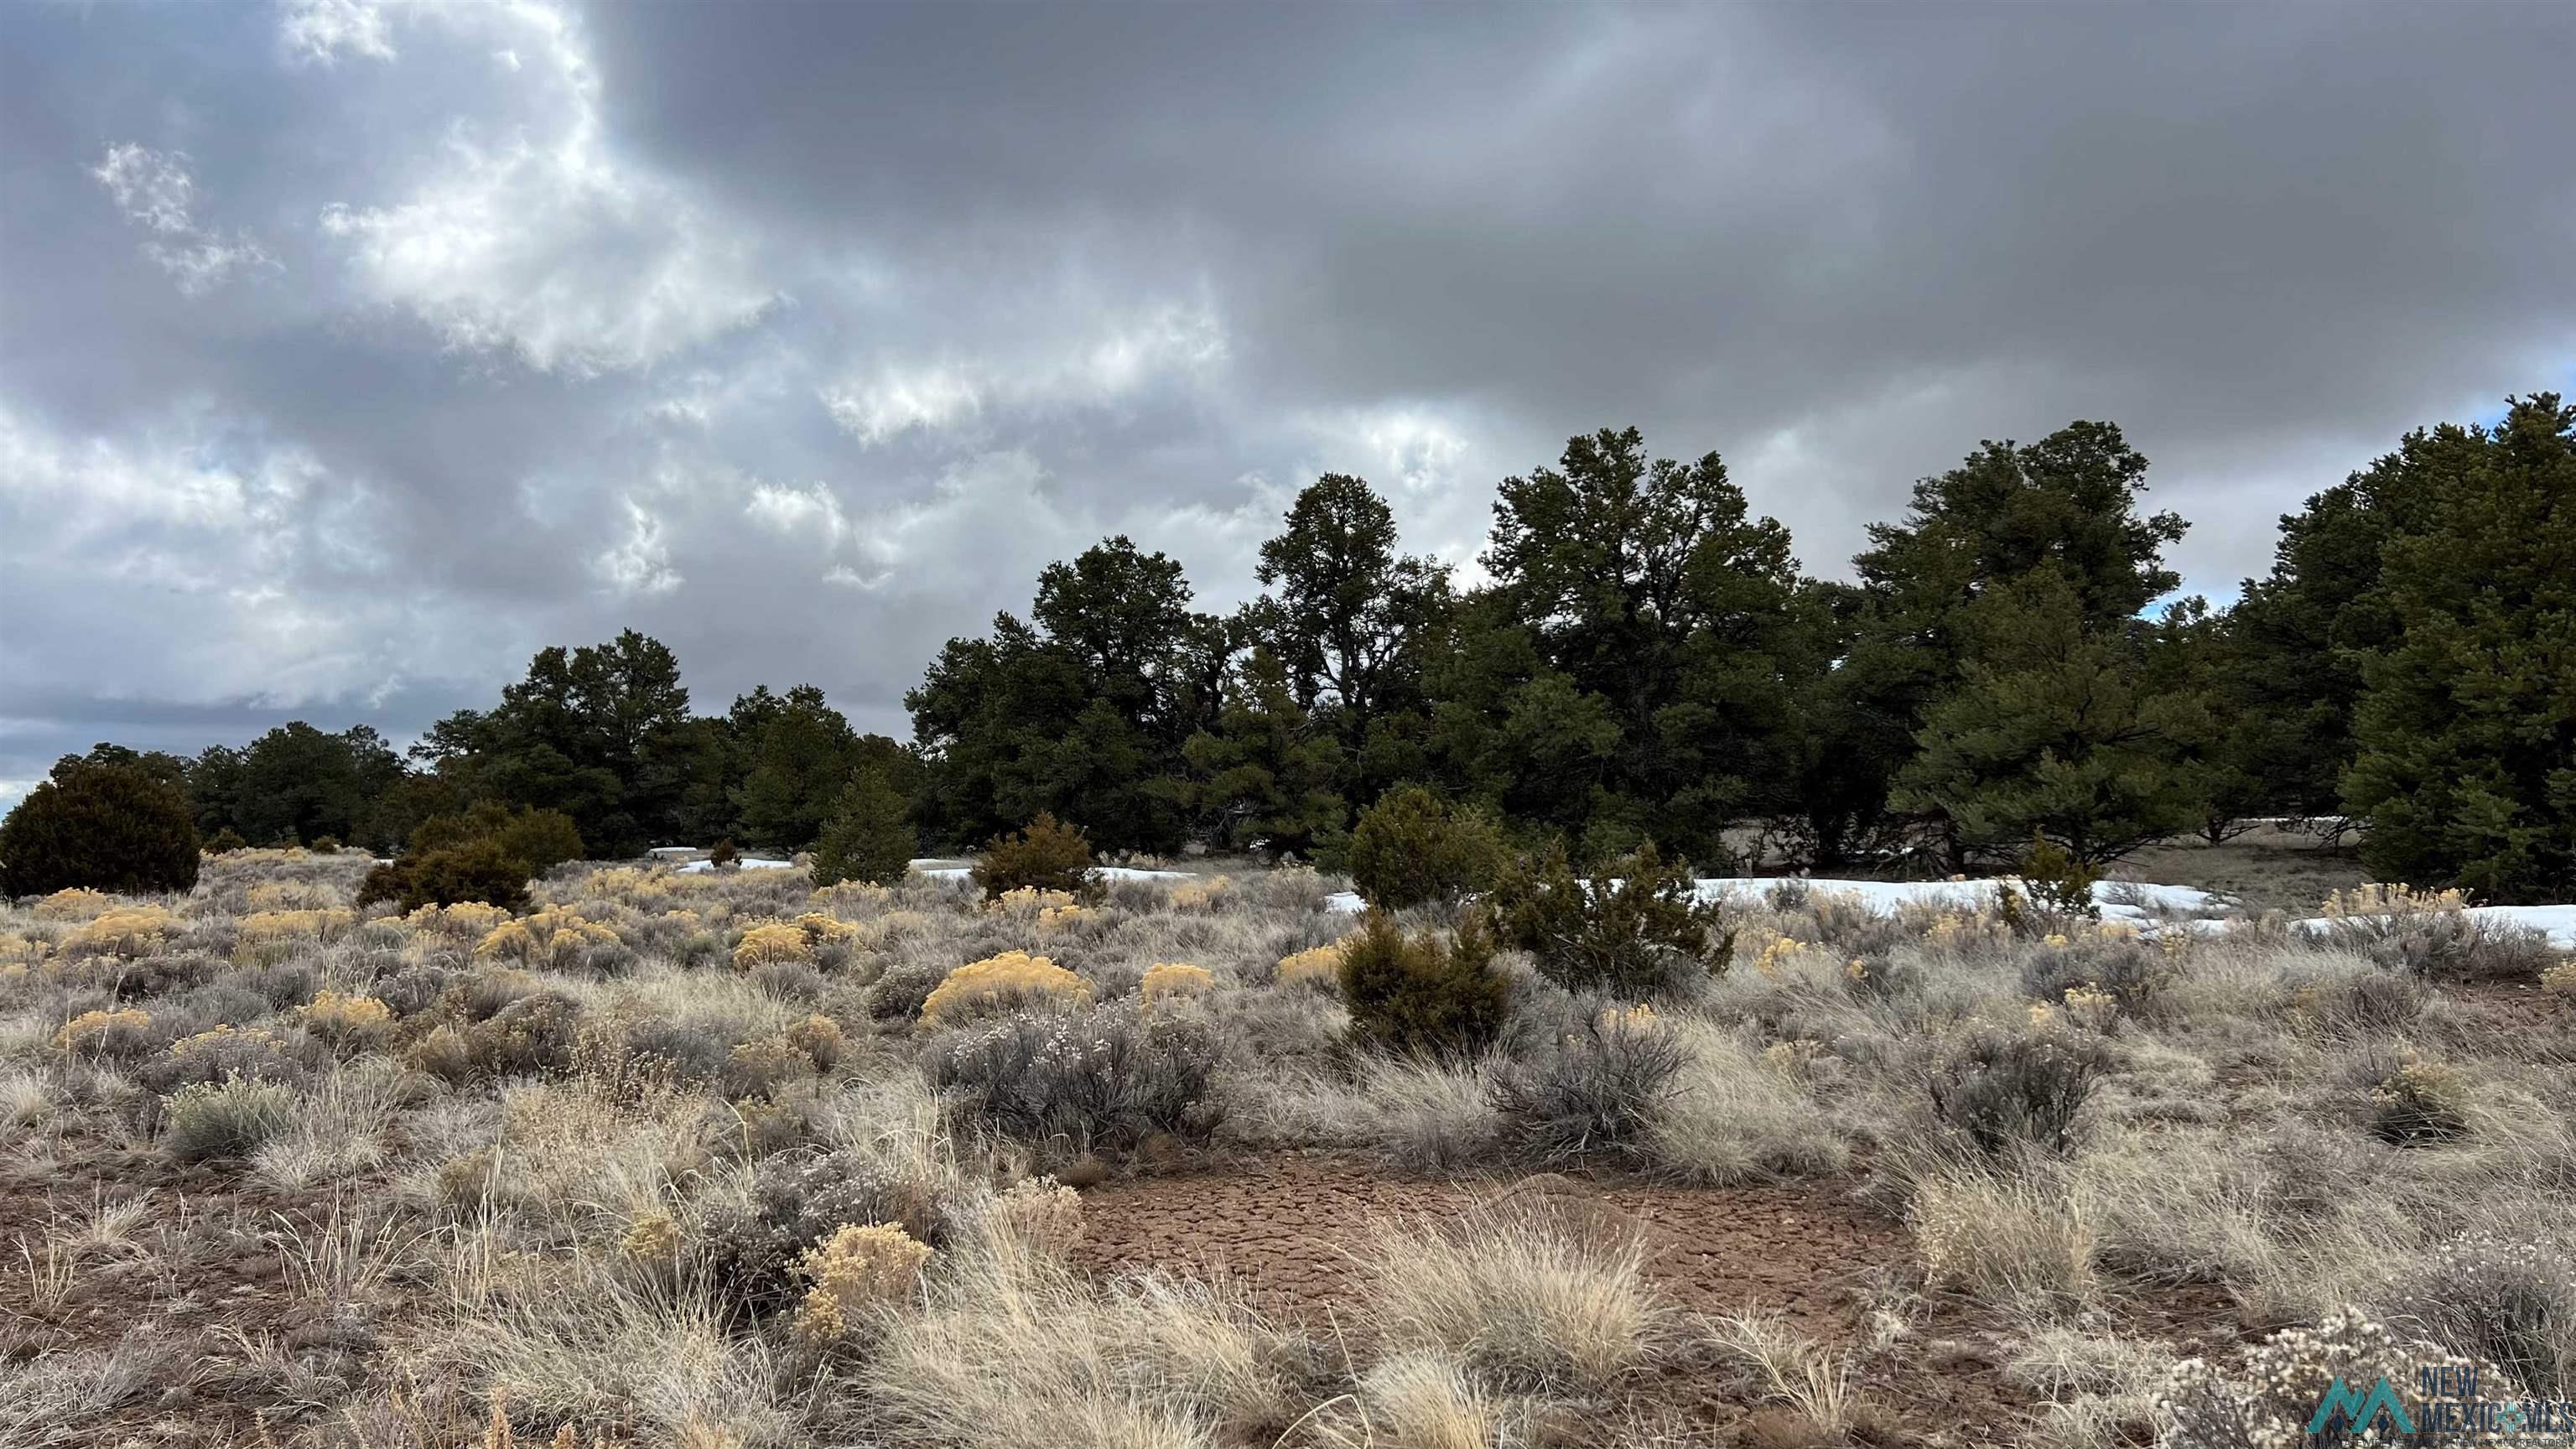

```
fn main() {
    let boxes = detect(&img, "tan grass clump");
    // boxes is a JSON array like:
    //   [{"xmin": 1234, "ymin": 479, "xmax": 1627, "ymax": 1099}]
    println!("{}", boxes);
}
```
[
  {"xmin": 1910, "ymin": 1160, "xmax": 2098, "ymax": 1313},
  {"xmin": 918, "ymin": 952, "xmax": 1089, "ymax": 1029},
  {"xmin": 792, "ymin": 1223, "xmax": 932, "ymax": 1344},
  {"xmin": 1140, "ymin": 962, "xmax": 1215, "ymax": 1010},
  {"xmin": 1362, "ymin": 1205, "xmax": 1669, "ymax": 1392},
  {"xmin": 1169, "ymin": 876, "xmax": 1230, "ymax": 911},
  {"xmin": 247, "ymin": 879, "xmax": 340, "ymax": 911},
  {"xmin": 731, "ymin": 922, "xmax": 812, "ymax": 970},
  {"xmin": 2541, "ymin": 959, "xmax": 2576, "ymax": 995}
]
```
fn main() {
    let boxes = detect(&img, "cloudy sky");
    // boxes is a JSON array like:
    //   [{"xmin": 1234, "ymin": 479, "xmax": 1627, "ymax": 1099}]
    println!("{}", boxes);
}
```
[{"xmin": 3, "ymin": 1, "xmax": 2573, "ymax": 807}]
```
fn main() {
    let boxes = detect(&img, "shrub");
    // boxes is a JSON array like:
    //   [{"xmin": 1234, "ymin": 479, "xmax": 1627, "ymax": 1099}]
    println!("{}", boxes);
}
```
[
  {"xmin": 920, "ymin": 951, "xmax": 1091, "ymax": 1030},
  {"xmin": 1275, "ymin": 940, "xmax": 1348, "ymax": 991},
  {"xmin": 2381, "ymin": 1230, "xmax": 2576, "ymax": 1396},
  {"xmin": 2019, "ymin": 932, "xmax": 2171, "ymax": 1021},
  {"xmin": 411, "ymin": 802, "xmax": 585, "ymax": 876},
  {"xmin": 971, "ymin": 813, "xmax": 1094, "ymax": 901},
  {"xmin": 2369, "ymin": 1054, "xmax": 2472, "ymax": 1145},
  {"xmin": 53, "ymin": 1007, "xmax": 156, "ymax": 1059},
  {"xmin": 792, "ymin": 1223, "xmax": 934, "ymax": 1344},
  {"xmin": 357, "ymin": 838, "xmax": 532, "ymax": 914},
  {"xmin": 1925, "ymin": 1027, "xmax": 2107, "ymax": 1157},
  {"xmin": 870, "ymin": 958, "xmax": 950, "ymax": 1023},
  {"xmin": 709, "ymin": 838, "xmax": 740, "ymax": 870},
  {"xmin": 2016, "ymin": 833, "xmax": 2101, "ymax": 918},
  {"xmin": 295, "ymin": 990, "xmax": 392, "ymax": 1046},
  {"xmin": 1344, "ymin": 786, "xmax": 1506, "ymax": 910},
  {"xmin": 1340, "ymin": 907, "xmax": 1509, "ymax": 1058},
  {"xmin": 733, "ymin": 922, "xmax": 813, "ymax": 971},
  {"xmin": 60, "ymin": 906, "xmax": 178, "ymax": 958},
  {"xmin": 1494, "ymin": 1005, "xmax": 1687, "ymax": 1163},
  {"xmin": 931, "ymin": 1005, "xmax": 1221, "ymax": 1155},
  {"xmin": 1140, "ymin": 962, "xmax": 1215, "ymax": 1010},
  {"xmin": 0, "ymin": 757, "xmax": 200, "ymax": 897},
  {"xmin": 2159, "ymin": 1312, "xmax": 2501, "ymax": 1447},
  {"xmin": 1489, "ymin": 839, "xmax": 1726, "ymax": 999},
  {"xmin": 2317, "ymin": 883, "xmax": 2558, "ymax": 983},
  {"xmin": 164, "ymin": 1072, "xmax": 296, "ymax": 1161},
  {"xmin": 709, "ymin": 1148, "xmax": 968, "ymax": 1313},
  {"xmin": 814, "ymin": 766, "xmax": 918, "ymax": 889},
  {"xmin": 205, "ymin": 827, "xmax": 248, "ymax": 854}
]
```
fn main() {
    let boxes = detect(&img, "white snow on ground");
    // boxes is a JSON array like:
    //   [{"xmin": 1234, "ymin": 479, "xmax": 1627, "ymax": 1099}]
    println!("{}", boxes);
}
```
[
  {"xmin": 1323, "ymin": 877, "xmax": 2228, "ymax": 920},
  {"xmin": 2287, "ymin": 904, "xmax": 2576, "ymax": 949},
  {"xmin": 901, "ymin": 862, "xmax": 1198, "ymax": 885},
  {"xmin": 675, "ymin": 856, "xmax": 795, "ymax": 874}
]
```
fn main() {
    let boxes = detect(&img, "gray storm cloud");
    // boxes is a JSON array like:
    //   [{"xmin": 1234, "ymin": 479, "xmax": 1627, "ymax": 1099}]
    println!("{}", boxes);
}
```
[{"xmin": 3, "ymin": 0, "xmax": 2573, "ymax": 808}]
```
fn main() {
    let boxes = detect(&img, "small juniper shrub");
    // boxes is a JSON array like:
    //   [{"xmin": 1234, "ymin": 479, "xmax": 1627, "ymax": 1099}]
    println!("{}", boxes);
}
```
[
  {"xmin": 2016, "ymin": 833, "xmax": 2100, "ymax": 919},
  {"xmin": 1493, "ymin": 1002, "xmax": 1687, "ymax": 1164},
  {"xmin": 970, "ymin": 813, "xmax": 1094, "ymax": 901},
  {"xmin": 2319, "ymin": 884, "xmax": 2558, "ymax": 984},
  {"xmin": 1488, "ymin": 839, "xmax": 1729, "ymax": 1000},
  {"xmin": 1339, "ymin": 906, "xmax": 1510, "ymax": 1058},
  {"xmin": 1344, "ymin": 786, "xmax": 1509, "ymax": 910},
  {"xmin": 929, "ymin": 1003, "xmax": 1221, "ymax": 1157},
  {"xmin": 2368, "ymin": 1052, "xmax": 2472, "ymax": 1145},
  {"xmin": 1925, "ymin": 1026, "xmax": 2108, "ymax": 1157},
  {"xmin": 205, "ymin": 827, "xmax": 248, "ymax": 854}
]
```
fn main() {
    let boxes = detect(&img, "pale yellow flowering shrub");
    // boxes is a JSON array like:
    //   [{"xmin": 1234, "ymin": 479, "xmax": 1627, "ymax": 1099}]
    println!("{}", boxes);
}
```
[
  {"xmin": 2324, "ymin": 883, "xmax": 2465, "ymax": 919},
  {"xmin": 238, "ymin": 908, "xmax": 356, "ymax": 948},
  {"xmin": 791, "ymin": 1223, "xmax": 932, "ymax": 1344},
  {"xmin": 247, "ymin": 880, "xmax": 340, "ymax": 912},
  {"xmin": 810, "ymin": 880, "xmax": 891, "ymax": 913},
  {"xmin": 782, "ymin": 1013, "xmax": 844, "ymax": 1070},
  {"xmin": 583, "ymin": 866, "xmax": 673, "ymax": 904},
  {"xmin": 732, "ymin": 922, "xmax": 813, "ymax": 970},
  {"xmin": 1169, "ymin": 875, "xmax": 1231, "ymax": 911},
  {"xmin": 34, "ymin": 888, "xmax": 113, "ymax": 921},
  {"xmin": 54, "ymin": 1007, "xmax": 151, "ymax": 1054},
  {"xmin": 1140, "ymin": 962, "xmax": 1216, "ymax": 1009},
  {"xmin": 793, "ymin": 911, "xmax": 859, "ymax": 945},
  {"xmin": 918, "ymin": 951, "xmax": 1090, "ymax": 1028},
  {"xmin": 621, "ymin": 1213, "xmax": 681, "ymax": 1266},
  {"xmin": 1276, "ymin": 939, "xmax": 1350, "ymax": 991},
  {"xmin": 405, "ymin": 901, "xmax": 514, "ymax": 940},
  {"xmin": 474, "ymin": 921, "xmax": 538, "ymax": 963},
  {"xmin": 170, "ymin": 1024, "xmax": 279, "ymax": 1058},
  {"xmin": 1748, "ymin": 931, "xmax": 1828, "ymax": 979},
  {"xmin": 2543, "ymin": 959, "xmax": 2576, "ymax": 995},
  {"xmin": 2061, "ymin": 985, "xmax": 2120, "ymax": 1034},
  {"xmin": 1035, "ymin": 902, "xmax": 1093, "ymax": 933},
  {"xmin": 297, "ymin": 990, "xmax": 393, "ymax": 1043},
  {"xmin": 988, "ymin": 886, "xmax": 1079, "ymax": 918},
  {"xmin": 61, "ymin": 906, "xmax": 178, "ymax": 958}
]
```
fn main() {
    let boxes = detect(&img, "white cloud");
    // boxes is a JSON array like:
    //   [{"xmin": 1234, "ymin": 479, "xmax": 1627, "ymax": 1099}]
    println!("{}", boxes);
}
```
[
  {"xmin": 91, "ymin": 144, "xmax": 278, "ymax": 297},
  {"xmin": 819, "ymin": 300, "xmax": 1228, "ymax": 445},
  {"xmin": 315, "ymin": 2, "xmax": 775, "ymax": 374},
  {"xmin": 593, "ymin": 498, "xmax": 682, "ymax": 595},
  {"xmin": 278, "ymin": 0, "xmax": 397, "ymax": 65}
]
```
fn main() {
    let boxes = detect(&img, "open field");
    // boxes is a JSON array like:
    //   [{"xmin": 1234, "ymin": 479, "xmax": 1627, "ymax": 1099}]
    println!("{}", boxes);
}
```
[{"xmin": 3, "ymin": 849, "xmax": 2573, "ymax": 1447}]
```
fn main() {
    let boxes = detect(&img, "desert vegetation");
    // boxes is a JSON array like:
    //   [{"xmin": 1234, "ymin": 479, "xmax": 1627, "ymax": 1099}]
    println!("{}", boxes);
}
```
[{"xmin": 2, "ymin": 842, "xmax": 2569, "ymax": 1446}]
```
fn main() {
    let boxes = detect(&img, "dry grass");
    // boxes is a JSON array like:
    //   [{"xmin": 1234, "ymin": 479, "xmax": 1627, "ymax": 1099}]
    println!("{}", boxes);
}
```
[{"xmin": 1, "ymin": 844, "xmax": 2570, "ymax": 1444}]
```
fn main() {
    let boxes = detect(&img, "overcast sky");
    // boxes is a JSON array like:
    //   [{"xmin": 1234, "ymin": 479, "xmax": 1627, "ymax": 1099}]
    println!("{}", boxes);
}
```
[{"xmin": 3, "ymin": 1, "xmax": 2572, "ymax": 808}]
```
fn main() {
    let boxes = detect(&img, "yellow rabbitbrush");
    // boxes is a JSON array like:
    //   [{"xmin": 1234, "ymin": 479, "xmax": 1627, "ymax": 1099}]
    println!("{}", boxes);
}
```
[{"xmin": 919, "ymin": 951, "xmax": 1089, "ymax": 1028}]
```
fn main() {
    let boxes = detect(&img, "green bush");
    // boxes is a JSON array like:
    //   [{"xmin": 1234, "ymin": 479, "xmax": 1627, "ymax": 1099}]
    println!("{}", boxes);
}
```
[
  {"xmin": 1344, "ymin": 786, "xmax": 1508, "ymax": 910},
  {"xmin": 164, "ymin": 1072, "xmax": 296, "ymax": 1161},
  {"xmin": 357, "ymin": 802, "xmax": 583, "ymax": 912},
  {"xmin": 1489, "ymin": 839, "xmax": 1727, "ymax": 1000},
  {"xmin": 813, "ymin": 766, "xmax": 917, "ymax": 888},
  {"xmin": 0, "ymin": 757, "xmax": 200, "ymax": 897},
  {"xmin": 205, "ymin": 827, "xmax": 249, "ymax": 854},
  {"xmin": 971, "ymin": 813, "xmax": 1094, "ymax": 900},
  {"xmin": 2016, "ymin": 833, "xmax": 2101, "ymax": 918},
  {"xmin": 357, "ymin": 837, "xmax": 533, "ymax": 913},
  {"xmin": 1339, "ymin": 906, "xmax": 1510, "ymax": 1057}
]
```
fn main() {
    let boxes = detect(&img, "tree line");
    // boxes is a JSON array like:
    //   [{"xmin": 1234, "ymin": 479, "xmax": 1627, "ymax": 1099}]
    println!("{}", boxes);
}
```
[{"xmin": 11, "ymin": 393, "xmax": 2573, "ymax": 905}]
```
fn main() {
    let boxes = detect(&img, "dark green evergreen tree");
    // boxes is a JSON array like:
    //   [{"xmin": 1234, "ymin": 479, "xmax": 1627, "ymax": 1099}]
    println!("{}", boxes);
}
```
[
  {"xmin": 0, "ymin": 752, "xmax": 200, "ymax": 897},
  {"xmin": 1181, "ymin": 647, "xmax": 1347, "ymax": 860},
  {"xmin": 812, "ymin": 764, "xmax": 919, "ymax": 887}
]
